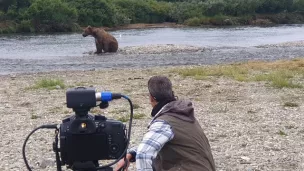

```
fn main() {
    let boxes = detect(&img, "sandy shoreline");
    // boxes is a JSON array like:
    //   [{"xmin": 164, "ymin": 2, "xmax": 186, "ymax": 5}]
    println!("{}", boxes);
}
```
[
  {"xmin": 1, "ymin": 39, "xmax": 304, "ymax": 76},
  {"xmin": 1, "ymin": 62, "xmax": 304, "ymax": 170}
]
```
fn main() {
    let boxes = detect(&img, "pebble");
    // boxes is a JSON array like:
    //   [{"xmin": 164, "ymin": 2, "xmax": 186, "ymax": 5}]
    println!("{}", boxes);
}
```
[{"xmin": 39, "ymin": 159, "xmax": 56, "ymax": 169}]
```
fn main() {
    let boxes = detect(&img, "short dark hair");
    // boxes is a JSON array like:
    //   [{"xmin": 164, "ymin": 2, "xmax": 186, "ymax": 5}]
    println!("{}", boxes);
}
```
[{"xmin": 148, "ymin": 76, "xmax": 175, "ymax": 102}]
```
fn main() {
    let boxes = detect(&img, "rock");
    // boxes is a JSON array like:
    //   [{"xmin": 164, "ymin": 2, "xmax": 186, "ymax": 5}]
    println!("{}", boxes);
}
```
[
  {"xmin": 241, "ymin": 156, "xmax": 250, "ymax": 161},
  {"xmin": 10, "ymin": 75, "xmax": 16, "ymax": 80},
  {"xmin": 240, "ymin": 156, "xmax": 251, "ymax": 164},
  {"xmin": 39, "ymin": 159, "xmax": 55, "ymax": 169},
  {"xmin": 55, "ymin": 85, "xmax": 61, "ymax": 89}
]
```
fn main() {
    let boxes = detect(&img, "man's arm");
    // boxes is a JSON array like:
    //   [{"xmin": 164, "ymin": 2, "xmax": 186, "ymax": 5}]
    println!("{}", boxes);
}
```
[
  {"xmin": 135, "ymin": 120, "xmax": 174, "ymax": 171},
  {"xmin": 127, "ymin": 146, "xmax": 138, "ymax": 162}
]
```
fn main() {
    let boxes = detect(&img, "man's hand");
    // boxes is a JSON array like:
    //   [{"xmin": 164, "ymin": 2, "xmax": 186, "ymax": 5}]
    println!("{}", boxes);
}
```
[{"xmin": 114, "ymin": 153, "xmax": 133, "ymax": 171}]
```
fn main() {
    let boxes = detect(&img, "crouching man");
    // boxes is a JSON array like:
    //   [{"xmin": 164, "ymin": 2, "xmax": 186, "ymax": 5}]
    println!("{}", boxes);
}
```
[{"xmin": 115, "ymin": 76, "xmax": 216, "ymax": 171}]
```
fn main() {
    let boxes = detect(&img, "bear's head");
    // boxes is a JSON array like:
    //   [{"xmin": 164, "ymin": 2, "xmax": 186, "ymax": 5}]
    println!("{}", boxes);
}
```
[{"xmin": 82, "ymin": 26, "xmax": 94, "ymax": 37}]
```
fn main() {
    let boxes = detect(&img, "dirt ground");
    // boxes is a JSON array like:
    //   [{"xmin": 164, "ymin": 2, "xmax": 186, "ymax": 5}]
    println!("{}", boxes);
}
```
[{"xmin": 0, "ymin": 64, "xmax": 303, "ymax": 171}]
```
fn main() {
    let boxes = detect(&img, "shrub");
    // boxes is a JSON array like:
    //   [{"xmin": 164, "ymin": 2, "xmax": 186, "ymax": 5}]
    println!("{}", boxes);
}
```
[
  {"xmin": 67, "ymin": 0, "xmax": 116, "ymax": 27},
  {"xmin": 16, "ymin": 20, "xmax": 35, "ymax": 32},
  {"xmin": 27, "ymin": 0, "xmax": 78, "ymax": 32},
  {"xmin": 169, "ymin": 2, "xmax": 205, "ymax": 23},
  {"xmin": 184, "ymin": 17, "xmax": 201, "ymax": 26},
  {"xmin": 32, "ymin": 78, "xmax": 66, "ymax": 90}
]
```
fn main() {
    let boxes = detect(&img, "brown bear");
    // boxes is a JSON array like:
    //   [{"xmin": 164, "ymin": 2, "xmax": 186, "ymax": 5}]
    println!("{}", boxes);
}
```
[{"xmin": 82, "ymin": 26, "xmax": 118, "ymax": 54}]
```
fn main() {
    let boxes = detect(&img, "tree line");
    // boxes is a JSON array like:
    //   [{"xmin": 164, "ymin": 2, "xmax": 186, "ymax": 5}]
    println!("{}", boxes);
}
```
[{"xmin": 0, "ymin": 0, "xmax": 303, "ymax": 33}]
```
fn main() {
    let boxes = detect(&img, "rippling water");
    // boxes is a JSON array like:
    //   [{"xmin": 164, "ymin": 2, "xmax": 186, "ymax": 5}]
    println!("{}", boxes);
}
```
[
  {"xmin": 0, "ymin": 25, "xmax": 303, "ymax": 59},
  {"xmin": 0, "ymin": 25, "xmax": 303, "ymax": 75}
]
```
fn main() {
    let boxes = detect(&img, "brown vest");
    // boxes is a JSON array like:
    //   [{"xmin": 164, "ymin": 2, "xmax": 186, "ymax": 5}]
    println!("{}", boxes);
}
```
[{"xmin": 153, "ymin": 114, "xmax": 216, "ymax": 171}]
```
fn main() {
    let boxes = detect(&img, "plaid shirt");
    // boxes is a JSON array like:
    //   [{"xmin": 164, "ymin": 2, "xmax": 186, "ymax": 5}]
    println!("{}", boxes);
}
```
[{"xmin": 128, "ymin": 119, "xmax": 174, "ymax": 171}]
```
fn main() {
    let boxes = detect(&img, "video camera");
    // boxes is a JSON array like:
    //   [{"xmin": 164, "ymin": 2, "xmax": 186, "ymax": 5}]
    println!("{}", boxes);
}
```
[{"xmin": 22, "ymin": 87, "xmax": 134, "ymax": 171}]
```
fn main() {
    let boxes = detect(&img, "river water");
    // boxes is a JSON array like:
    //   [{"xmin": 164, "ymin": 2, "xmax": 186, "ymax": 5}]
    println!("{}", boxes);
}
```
[{"xmin": 0, "ymin": 25, "xmax": 303, "ymax": 75}]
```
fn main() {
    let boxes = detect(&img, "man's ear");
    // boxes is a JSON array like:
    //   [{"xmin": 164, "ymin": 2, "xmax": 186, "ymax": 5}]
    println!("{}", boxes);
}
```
[
  {"xmin": 149, "ymin": 94, "xmax": 156, "ymax": 103},
  {"xmin": 149, "ymin": 94, "xmax": 153, "ymax": 102}
]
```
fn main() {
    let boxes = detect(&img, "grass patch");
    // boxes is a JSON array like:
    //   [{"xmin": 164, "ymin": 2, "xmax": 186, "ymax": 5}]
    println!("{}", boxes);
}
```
[
  {"xmin": 117, "ymin": 115, "xmax": 129, "ymax": 122},
  {"xmin": 271, "ymin": 78, "xmax": 302, "ymax": 89},
  {"xmin": 133, "ymin": 113, "xmax": 146, "ymax": 119},
  {"xmin": 278, "ymin": 130, "xmax": 287, "ymax": 136},
  {"xmin": 184, "ymin": 17, "xmax": 201, "ymax": 26},
  {"xmin": 31, "ymin": 114, "xmax": 40, "ymax": 119},
  {"xmin": 283, "ymin": 102, "xmax": 299, "ymax": 107},
  {"xmin": 30, "ymin": 78, "xmax": 66, "ymax": 90},
  {"xmin": 133, "ymin": 103, "xmax": 141, "ymax": 109},
  {"xmin": 172, "ymin": 59, "xmax": 304, "ymax": 89},
  {"xmin": 252, "ymin": 71, "xmax": 302, "ymax": 88}
]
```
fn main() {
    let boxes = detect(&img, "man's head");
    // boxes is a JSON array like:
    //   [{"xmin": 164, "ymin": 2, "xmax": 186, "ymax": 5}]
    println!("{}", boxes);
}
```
[{"xmin": 148, "ymin": 76, "xmax": 175, "ymax": 107}]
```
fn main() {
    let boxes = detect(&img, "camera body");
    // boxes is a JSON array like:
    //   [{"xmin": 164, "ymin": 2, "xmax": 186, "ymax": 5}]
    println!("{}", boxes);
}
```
[
  {"xmin": 59, "ymin": 87, "xmax": 128, "ymax": 168},
  {"xmin": 59, "ymin": 115, "xmax": 127, "ymax": 166}
]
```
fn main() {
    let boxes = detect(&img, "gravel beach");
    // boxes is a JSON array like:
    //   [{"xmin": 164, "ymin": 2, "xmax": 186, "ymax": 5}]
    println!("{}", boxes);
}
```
[{"xmin": 1, "ymin": 58, "xmax": 304, "ymax": 171}]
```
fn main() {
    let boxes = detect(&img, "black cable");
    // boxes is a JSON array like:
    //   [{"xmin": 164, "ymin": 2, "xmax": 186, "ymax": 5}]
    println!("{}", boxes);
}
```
[
  {"xmin": 121, "ymin": 95, "xmax": 134, "ymax": 170},
  {"xmin": 122, "ymin": 95, "xmax": 134, "ymax": 158},
  {"xmin": 54, "ymin": 130, "xmax": 62, "ymax": 171},
  {"xmin": 22, "ymin": 124, "xmax": 58, "ymax": 171}
]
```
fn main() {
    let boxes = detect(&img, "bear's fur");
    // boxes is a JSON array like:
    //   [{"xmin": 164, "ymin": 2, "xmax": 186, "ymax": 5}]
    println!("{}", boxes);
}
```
[{"xmin": 82, "ymin": 26, "xmax": 118, "ymax": 54}]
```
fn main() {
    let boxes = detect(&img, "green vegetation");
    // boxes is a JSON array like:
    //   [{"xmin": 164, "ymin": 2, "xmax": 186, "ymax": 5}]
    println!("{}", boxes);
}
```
[
  {"xmin": 278, "ymin": 130, "xmax": 287, "ymax": 136},
  {"xmin": 30, "ymin": 78, "xmax": 66, "ymax": 90},
  {"xmin": 253, "ymin": 72, "xmax": 302, "ymax": 88},
  {"xmin": 0, "ymin": 0, "xmax": 304, "ymax": 33},
  {"xmin": 133, "ymin": 113, "xmax": 146, "ymax": 119},
  {"xmin": 173, "ymin": 58, "xmax": 304, "ymax": 89},
  {"xmin": 133, "ymin": 103, "xmax": 141, "ymax": 109},
  {"xmin": 283, "ymin": 102, "xmax": 299, "ymax": 107},
  {"xmin": 31, "ymin": 114, "xmax": 40, "ymax": 119}
]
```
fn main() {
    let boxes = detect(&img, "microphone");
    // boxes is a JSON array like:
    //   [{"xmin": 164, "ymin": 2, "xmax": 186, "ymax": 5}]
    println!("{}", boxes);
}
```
[{"xmin": 95, "ymin": 92, "xmax": 122, "ymax": 102}]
